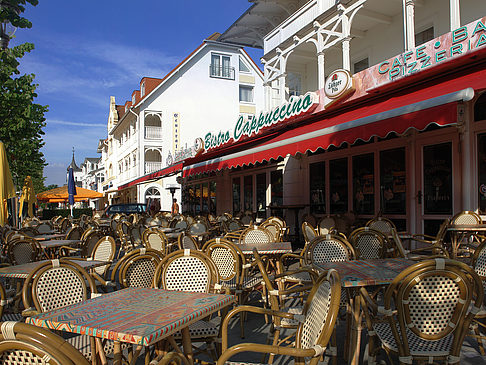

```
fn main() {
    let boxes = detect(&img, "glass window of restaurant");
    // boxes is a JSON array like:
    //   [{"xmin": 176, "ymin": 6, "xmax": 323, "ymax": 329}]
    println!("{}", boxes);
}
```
[
  {"xmin": 329, "ymin": 158, "xmax": 348, "ymax": 214},
  {"xmin": 353, "ymin": 153, "xmax": 374, "ymax": 215},
  {"xmin": 310, "ymin": 161, "xmax": 325, "ymax": 214},
  {"xmin": 476, "ymin": 94, "xmax": 486, "ymax": 213},
  {"xmin": 182, "ymin": 179, "xmax": 217, "ymax": 216},
  {"xmin": 256, "ymin": 173, "xmax": 266, "ymax": 218},
  {"xmin": 244, "ymin": 175, "xmax": 253, "ymax": 212},
  {"xmin": 232, "ymin": 177, "xmax": 241, "ymax": 215}
]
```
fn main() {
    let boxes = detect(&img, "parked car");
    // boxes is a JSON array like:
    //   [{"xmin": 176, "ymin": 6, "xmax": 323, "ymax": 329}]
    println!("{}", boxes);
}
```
[{"xmin": 103, "ymin": 203, "xmax": 147, "ymax": 217}]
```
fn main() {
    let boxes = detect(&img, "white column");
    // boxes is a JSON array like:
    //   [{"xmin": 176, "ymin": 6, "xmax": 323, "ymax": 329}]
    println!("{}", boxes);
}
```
[
  {"xmin": 450, "ymin": 0, "xmax": 461, "ymax": 30},
  {"xmin": 318, "ymin": 51, "xmax": 325, "ymax": 89},
  {"xmin": 279, "ymin": 73, "xmax": 286, "ymax": 104},
  {"xmin": 403, "ymin": 0, "xmax": 416, "ymax": 51},
  {"xmin": 342, "ymin": 37, "xmax": 351, "ymax": 71},
  {"xmin": 264, "ymin": 83, "xmax": 271, "ymax": 111}
]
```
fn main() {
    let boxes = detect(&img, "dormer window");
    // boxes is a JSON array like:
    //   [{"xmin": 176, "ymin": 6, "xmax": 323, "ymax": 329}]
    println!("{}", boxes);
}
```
[{"xmin": 141, "ymin": 81, "xmax": 145, "ymax": 97}]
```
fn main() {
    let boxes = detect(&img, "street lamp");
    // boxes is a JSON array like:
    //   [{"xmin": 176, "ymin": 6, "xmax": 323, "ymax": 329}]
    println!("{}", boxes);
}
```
[
  {"xmin": 166, "ymin": 184, "xmax": 180, "ymax": 201},
  {"xmin": 0, "ymin": 2, "xmax": 19, "ymax": 50}
]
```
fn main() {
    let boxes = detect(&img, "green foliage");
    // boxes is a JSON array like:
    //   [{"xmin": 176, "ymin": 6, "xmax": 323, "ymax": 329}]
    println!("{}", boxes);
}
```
[{"xmin": 0, "ymin": 0, "xmax": 48, "ymax": 193}]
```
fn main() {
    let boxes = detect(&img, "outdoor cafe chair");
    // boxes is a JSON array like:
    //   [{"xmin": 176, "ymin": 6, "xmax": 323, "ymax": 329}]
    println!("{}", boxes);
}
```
[
  {"xmin": 0, "ymin": 282, "xmax": 22, "ymax": 322},
  {"xmin": 6, "ymin": 236, "xmax": 42, "ymax": 265},
  {"xmin": 365, "ymin": 216, "xmax": 397, "ymax": 236},
  {"xmin": 389, "ymin": 228, "xmax": 449, "ymax": 260},
  {"xmin": 36, "ymin": 221, "xmax": 53, "ymax": 234},
  {"xmin": 360, "ymin": 258, "xmax": 484, "ymax": 365},
  {"xmin": 129, "ymin": 223, "xmax": 143, "ymax": 247},
  {"xmin": 0, "ymin": 321, "xmax": 90, "ymax": 365},
  {"xmin": 252, "ymin": 248, "xmax": 321, "ymax": 363},
  {"xmin": 217, "ymin": 266, "xmax": 340, "ymax": 365},
  {"xmin": 202, "ymin": 238, "xmax": 261, "ymax": 338},
  {"xmin": 302, "ymin": 221, "xmax": 318, "ymax": 245},
  {"xmin": 239, "ymin": 226, "xmax": 273, "ymax": 245},
  {"xmin": 18, "ymin": 226, "xmax": 39, "ymax": 237},
  {"xmin": 21, "ymin": 259, "xmax": 120, "ymax": 361},
  {"xmin": 261, "ymin": 221, "xmax": 283, "ymax": 242},
  {"xmin": 87, "ymin": 236, "xmax": 116, "ymax": 287},
  {"xmin": 469, "ymin": 239, "xmax": 486, "ymax": 355},
  {"xmin": 177, "ymin": 231, "xmax": 200, "ymax": 250},
  {"xmin": 153, "ymin": 249, "xmax": 223, "ymax": 361},
  {"xmin": 142, "ymin": 227, "xmax": 168, "ymax": 254},
  {"xmin": 348, "ymin": 227, "xmax": 387, "ymax": 260},
  {"xmin": 58, "ymin": 217, "xmax": 71, "ymax": 233},
  {"xmin": 317, "ymin": 215, "xmax": 336, "ymax": 235},
  {"xmin": 65, "ymin": 225, "xmax": 83, "ymax": 240},
  {"xmin": 451, "ymin": 210, "xmax": 482, "ymax": 225}
]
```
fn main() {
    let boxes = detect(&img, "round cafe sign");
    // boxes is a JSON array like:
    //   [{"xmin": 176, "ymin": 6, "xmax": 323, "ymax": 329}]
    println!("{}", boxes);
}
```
[{"xmin": 324, "ymin": 69, "xmax": 354, "ymax": 99}]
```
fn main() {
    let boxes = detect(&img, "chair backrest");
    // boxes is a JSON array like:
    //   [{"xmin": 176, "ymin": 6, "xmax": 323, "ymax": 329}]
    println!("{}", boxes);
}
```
[
  {"xmin": 302, "ymin": 222, "xmax": 318, "ymax": 244},
  {"xmin": 59, "ymin": 218, "xmax": 71, "ymax": 233},
  {"xmin": 301, "ymin": 213, "xmax": 317, "ymax": 228},
  {"xmin": 81, "ymin": 230, "xmax": 105, "ymax": 257},
  {"xmin": 119, "ymin": 253, "xmax": 162, "ymax": 288},
  {"xmin": 383, "ymin": 258, "xmax": 483, "ymax": 360},
  {"xmin": 472, "ymin": 239, "xmax": 486, "ymax": 280},
  {"xmin": 365, "ymin": 216, "xmax": 396, "ymax": 236},
  {"xmin": 142, "ymin": 227, "xmax": 168, "ymax": 253},
  {"xmin": 177, "ymin": 232, "xmax": 199, "ymax": 250},
  {"xmin": 348, "ymin": 227, "xmax": 387, "ymax": 259},
  {"xmin": 0, "ymin": 322, "xmax": 90, "ymax": 365},
  {"xmin": 65, "ymin": 225, "xmax": 84, "ymax": 240},
  {"xmin": 202, "ymin": 238, "xmax": 244, "ymax": 287},
  {"xmin": 188, "ymin": 222, "xmax": 208, "ymax": 235},
  {"xmin": 89, "ymin": 236, "xmax": 116, "ymax": 277},
  {"xmin": 260, "ymin": 221, "xmax": 282, "ymax": 242},
  {"xmin": 318, "ymin": 216, "xmax": 335, "ymax": 235},
  {"xmin": 130, "ymin": 224, "xmax": 143, "ymax": 246},
  {"xmin": 36, "ymin": 222, "xmax": 52, "ymax": 234},
  {"xmin": 6, "ymin": 237, "xmax": 41, "ymax": 265},
  {"xmin": 225, "ymin": 219, "xmax": 244, "ymax": 232},
  {"xmin": 307, "ymin": 234, "xmax": 356, "ymax": 265},
  {"xmin": 252, "ymin": 248, "xmax": 280, "ymax": 313},
  {"xmin": 153, "ymin": 250, "xmax": 220, "ymax": 293},
  {"xmin": 22, "ymin": 259, "xmax": 97, "ymax": 314},
  {"xmin": 240, "ymin": 215, "xmax": 253, "ymax": 226},
  {"xmin": 239, "ymin": 226, "xmax": 273, "ymax": 245},
  {"xmin": 295, "ymin": 270, "xmax": 341, "ymax": 364},
  {"xmin": 19, "ymin": 226, "xmax": 39, "ymax": 237},
  {"xmin": 450, "ymin": 210, "xmax": 482, "ymax": 225}
]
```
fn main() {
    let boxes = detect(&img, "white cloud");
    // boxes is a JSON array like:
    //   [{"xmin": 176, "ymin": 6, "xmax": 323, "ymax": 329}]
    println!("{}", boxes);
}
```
[{"xmin": 48, "ymin": 119, "xmax": 106, "ymax": 128}]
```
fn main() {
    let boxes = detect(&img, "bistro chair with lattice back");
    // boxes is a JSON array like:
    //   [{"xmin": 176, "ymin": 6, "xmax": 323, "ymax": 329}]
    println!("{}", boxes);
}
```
[
  {"xmin": 239, "ymin": 226, "xmax": 273, "ymax": 245},
  {"xmin": 129, "ymin": 224, "xmax": 143, "ymax": 247},
  {"xmin": 87, "ymin": 236, "xmax": 116, "ymax": 287},
  {"xmin": 119, "ymin": 250, "xmax": 163, "ymax": 289},
  {"xmin": 348, "ymin": 227, "xmax": 387, "ymax": 260},
  {"xmin": 389, "ymin": 227, "xmax": 449, "ymax": 260},
  {"xmin": 318, "ymin": 216, "xmax": 336, "ymax": 235},
  {"xmin": 261, "ymin": 221, "xmax": 283, "ymax": 242},
  {"xmin": 302, "ymin": 221, "xmax": 318, "ymax": 246},
  {"xmin": 469, "ymin": 239, "xmax": 486, "ymax": 355},
  {"xmin": 0, "ymin": 282, "xmax": 22, "ymax": 322},
  {"xmin": 80, "ymin": 229, "xmax": 105, "ymax": 258},
  {"xmin": 360, "ymin": 258, "xmax": 484, "ymax": 365},
  {"xmin": 0, "ymin": 321, "xmax": 90, "ymax": 365},
  {"xmin": 153, "ymin": 249, "xmax": 223, "ymax": 361},
  {"xmin": 21, "ymin": 259, "xmax": 119, "ymax": 361},
  {"xmin": 451, "ymin": 210, "xmax": 482, "ymax": 225},
  {"xmin": 65, "ymin": 225, "xmax": 84, "ymax": 240},
  {"xmin": 177, "ymin": 231, "xmax": 199, "ymax": 250},
  {"xmin": 6, "ymin": 236, "xmax": 42, "ymax": 265},
  {"xmin": 218, "ymin": 262, "xmax": 340, "ymax": 365},
  {"xmin": 36, "ymin": 221, "xmax": 53, "ymax": 234},
  {"xmin": 365, "ymin": 216, "xmax": 396, "ymax": 236},
  {"xmin": 142, "ymin": 227, "xmax": 168, "ymax": 254}
]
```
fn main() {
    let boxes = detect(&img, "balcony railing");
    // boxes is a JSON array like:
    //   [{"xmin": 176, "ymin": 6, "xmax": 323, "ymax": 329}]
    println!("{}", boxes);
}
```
[
  {"xmin": 209, "ymin": 65, "xmax": 235, "ymax": 80},
  {"xmin": 264, "ymin": 0, "xmax": 336, "ymax": 54},
  {"xmin": 145, "ymin": 126, "xmax": 162, "ymax": 139},
  {"xmin": 145, "ymin": 161, "xmax": 163, "ymax": 174}
]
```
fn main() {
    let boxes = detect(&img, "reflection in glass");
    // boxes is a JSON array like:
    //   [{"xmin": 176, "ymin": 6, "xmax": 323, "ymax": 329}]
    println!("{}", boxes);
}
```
[
  {"xmin": 271, "ymin": 170, "xmax": 283, "ymax": 206},
  {"xmin": 256, "ymin": 173, "xmax": 266, "ymax": 218},
  {"xmin": 423, "ymin": 143, "xmax": 452, "ymax": 215},
  {"xmin": 194, "ymin": 184, "xmax": 201, "ymax": 214},
  {"xmin": 329, "ymin": 158, "xmax": 348, "ymax": 214},
  {"xmin": 232, "ymin": 178, "xmax": 241, "ymax": 214},
  {"xmin": 353, "ymin": 153, "xmax": 374, "ymax": 214},
  {"xmin": 244, "ymin": 175, "xmax": 253, "ymax": 212},
  {"xmin": 202, "ymin": 182, "xmax": 209, "ymax": 213},
  {"xmin": 210, "ymin": 181, "xmax": 217, "ymax": 215},
  {"xmin": 310, "ymin": 161, "xmax": 325, "ymax": 214},
  {"xmin": 380, "ymin": 148, "xmax": 406, "ymax": 214}
]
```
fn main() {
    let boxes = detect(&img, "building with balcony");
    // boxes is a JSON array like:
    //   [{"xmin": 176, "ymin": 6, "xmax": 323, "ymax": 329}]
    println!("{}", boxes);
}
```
[
  {"xmin": 99, "ymin": 33, "xmax": 264, "ymax": 212},
  {"xmin": 182, "ymin": 0, "xmax": 486, "ymax": 238}
]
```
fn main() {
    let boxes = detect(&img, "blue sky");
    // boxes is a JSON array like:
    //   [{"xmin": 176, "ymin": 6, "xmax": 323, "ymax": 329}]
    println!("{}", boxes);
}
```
[{"xmin": 11, "ymin": 0, "xmax": 263, "ymax": 186}]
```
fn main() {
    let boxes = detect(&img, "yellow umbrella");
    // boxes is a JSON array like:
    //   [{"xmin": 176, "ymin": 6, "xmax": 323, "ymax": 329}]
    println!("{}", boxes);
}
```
[
  {"xmin": 19, "ymin": 176, "xmax": 35, "ymax": 218},
  {"xmin": 0, "ymin": 141, "xmax": 16, "ymax": 225}
]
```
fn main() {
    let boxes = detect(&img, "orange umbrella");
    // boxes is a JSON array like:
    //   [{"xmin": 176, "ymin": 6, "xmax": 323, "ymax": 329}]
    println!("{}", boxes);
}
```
[
  {"xmin": 37, "ymin": 185, "xmax": 102, "ymax": 203},
  {"xmin": 0, "ymin": 141, "xmax": 16, "ymax": 225}
]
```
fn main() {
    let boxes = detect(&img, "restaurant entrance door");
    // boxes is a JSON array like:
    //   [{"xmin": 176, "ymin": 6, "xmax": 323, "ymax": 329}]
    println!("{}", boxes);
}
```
[{"xmin": 415, "ymin": 136, "xmax": 459, "ymax": 236}]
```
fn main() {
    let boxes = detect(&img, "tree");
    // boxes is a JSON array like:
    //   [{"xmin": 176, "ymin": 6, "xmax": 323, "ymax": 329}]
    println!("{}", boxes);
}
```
[{"xmin": 0, "ymin": 0, "xmax": 48, "ymax": 194}]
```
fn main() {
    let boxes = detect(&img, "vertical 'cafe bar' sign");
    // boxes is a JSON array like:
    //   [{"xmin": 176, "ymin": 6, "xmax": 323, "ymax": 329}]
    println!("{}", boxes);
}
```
[{"xmin": 204, "ymin": 91, "xmax": 319, "ymax": 151}]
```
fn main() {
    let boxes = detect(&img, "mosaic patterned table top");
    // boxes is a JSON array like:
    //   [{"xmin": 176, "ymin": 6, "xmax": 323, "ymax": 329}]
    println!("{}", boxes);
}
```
[
  {"xmin": 0, "ymin": 259, "xmax": 110, "ymax": 279},
  {"xmin": 27, "ymin": 287, "xmax": 237, "ymax": 346},
  {"xmin": 38, "ymin": 239, "xmax": 81, "ymax": 249},
  {"xmin": 314, "ymin": 259, "xmax": 415, "ymax": 287},
  {"xmin": 238, "ymin": 242, "xmax": 292, "ymax": 255}
]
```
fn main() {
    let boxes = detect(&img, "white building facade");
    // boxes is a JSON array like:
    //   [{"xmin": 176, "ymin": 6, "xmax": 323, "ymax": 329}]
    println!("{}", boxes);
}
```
[{"xmin": 100, "ymin": 35, "xmax": 264, "ymax": 213}]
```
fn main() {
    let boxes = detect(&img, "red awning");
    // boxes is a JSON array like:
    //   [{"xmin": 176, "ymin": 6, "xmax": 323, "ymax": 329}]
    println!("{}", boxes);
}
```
[
  {"xmin": 184, "ymin": 67, "xmax": 486, "ymax": 177},
  {"xmin": 119, "ymin": 162, "xmax": 183, "ymax": 190}
]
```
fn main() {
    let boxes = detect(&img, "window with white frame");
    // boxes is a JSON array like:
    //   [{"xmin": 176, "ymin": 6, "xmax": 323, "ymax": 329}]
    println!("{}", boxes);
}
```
[
  {"xmin": 287, "ymin": 72, "xmax": 302, "ymax": 97},
  {"xmin": 239, "ymin": 85, "xmax": 254, "ymax": 103},
  {"xmin": 210, "ymin": 53, "xmax": 234, "ymax": 79},
  {"xmin": 239, "ymin": 57, "xmax": 250, "ymax": 73}
]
